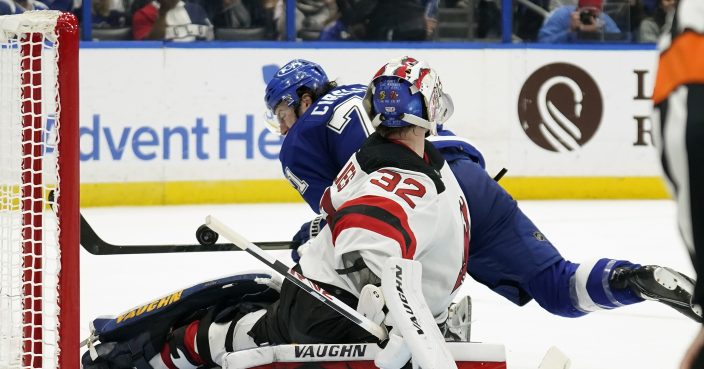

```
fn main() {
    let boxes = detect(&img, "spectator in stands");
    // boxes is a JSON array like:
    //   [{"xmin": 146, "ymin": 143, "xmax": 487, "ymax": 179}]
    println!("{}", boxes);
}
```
[
  {"xmin": 329, "ymin": 0, "xmax": 437, "ymax": 41},
  {"xmin": 638, "ymin": 0, "xmax": 675, "ymax": 42},
  {"xmin": 514, "ymin": 0, "xmax": 550, "ymax": 41},
  {"xmin": 627, "ymin": 0, "xmax": 647, "ymax": 41},
  {"xmin": 211, "ymin": 0, "xmax": 274, "ymax": 32},
  {"xmin": 476, "ymin": 0, "xmax": 501, "ymax": 39},
  {"xmin": 447, "ymin": 0, "xmax": 472, "ymax": 7},
  {"xmin": 41, "ymin": 0, "xmax": 79, "ymax": 11},
  {"xmin": 605, "ymin": 0, "xmax": 646, "ymax": 41},
  {"xmin": 130, "ymin": 0, "xmax": 150, "ymax": 14},
  {"xmin": 319, "ymin": 0, "xmax": 374, "ymax": 40},
  {"xmin": 19, "ymin": 0, "xmax": 48, "ymax": 10},
  {"xmin": 538, "ymin": 0, "xmax": 621, "ymax": 42},
  {"xmin": 0, "ymin": 0, "xmax": 18, "ymax": 13},
  {"xmin": 132, "ymin": 0, "xmax": 213, "ymax": 41},
  {"xmin": 273, "ymin": 0, "xmax": 337, "ymax": 40},
  {"xmin": 300, "ymin": 0, "xmax": 337, "ymax": 32},
  {"xmin": 92, "ymin": 0, "xmax": 128, "ymax": 29},
  {"xmin": 0, "ymin": 0, "xmax": 19, "ymax": 14},
  {"xmin": 0, "ymin": 0, "xmax": 48, "ymax": 14},
  {"xmin": 368, "ymin": 0, "xmax": 438, "ymax": 40},
  {"xmin": 189, "ymin": 0, "xmax": 276, "ymax": 40}
]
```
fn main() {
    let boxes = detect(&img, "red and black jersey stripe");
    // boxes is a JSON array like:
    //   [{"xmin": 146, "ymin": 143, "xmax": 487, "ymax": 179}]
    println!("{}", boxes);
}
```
[{"xmin": 329, "ymin": 195, "xmax": 417, "ymax": 259}]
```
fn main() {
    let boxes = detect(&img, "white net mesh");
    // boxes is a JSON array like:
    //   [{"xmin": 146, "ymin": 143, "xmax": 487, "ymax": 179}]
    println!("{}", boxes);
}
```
[{"xmin": 0, "ymin": 10, "xmax": 62, "ymax": 369}]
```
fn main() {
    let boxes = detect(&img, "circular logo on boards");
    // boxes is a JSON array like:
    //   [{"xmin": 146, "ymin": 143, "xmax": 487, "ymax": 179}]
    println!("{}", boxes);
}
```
[{"xmin": 517, "ymin": 63, "xmax": 602, "ymax": 152}]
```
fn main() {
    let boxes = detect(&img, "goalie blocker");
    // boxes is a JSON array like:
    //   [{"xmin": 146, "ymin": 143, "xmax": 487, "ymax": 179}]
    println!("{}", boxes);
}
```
[{"xmin": 81, "ymin": 271, "xmax": 504, "ymax": 369}]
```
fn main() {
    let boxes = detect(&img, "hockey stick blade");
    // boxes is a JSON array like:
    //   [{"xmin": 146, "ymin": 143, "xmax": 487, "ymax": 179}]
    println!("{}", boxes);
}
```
[
  {"xmin": 205, "ymin": 215, "xmax": 389, "ymax": 342},
  {"xmin": 80, "ymin": 212, "xmax": 292, "ymax": 255}
]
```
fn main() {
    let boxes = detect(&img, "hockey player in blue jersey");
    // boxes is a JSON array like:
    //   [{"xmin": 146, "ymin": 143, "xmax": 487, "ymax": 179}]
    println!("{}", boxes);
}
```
[{"xmin": 266, "ymin": 56, "xmax": 702, "ymax": 322}]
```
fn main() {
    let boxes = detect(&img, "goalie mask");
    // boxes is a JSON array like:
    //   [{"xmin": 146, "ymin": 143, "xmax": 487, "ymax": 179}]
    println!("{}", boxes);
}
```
[
  {"xmin": 264, "ymin": 59, "xmax": 329, "ymax": 135},
  {"xmin": 363, "ymin": 57, "xmax": 454, "ymax": 135}
]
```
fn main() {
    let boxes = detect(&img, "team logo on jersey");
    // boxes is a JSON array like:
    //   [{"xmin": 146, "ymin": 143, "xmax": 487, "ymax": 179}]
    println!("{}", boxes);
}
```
[
  {"xmin": 517, "ymin": 63, "xmax": 603, "ymax": 152},
  {"xmin": 335, "ymin": 162, "xmax": 357, "ymax": 191}
]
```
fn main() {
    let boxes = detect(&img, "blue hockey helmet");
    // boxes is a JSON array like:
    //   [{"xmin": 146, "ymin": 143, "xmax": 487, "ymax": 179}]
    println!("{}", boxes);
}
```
[
  {"xmin": 363, "ymin": 57, "xmax": 454, "ymax": 135},
  {"xmin": 264, "ymin": 59, "xmax": 328, "ymax": 122}
]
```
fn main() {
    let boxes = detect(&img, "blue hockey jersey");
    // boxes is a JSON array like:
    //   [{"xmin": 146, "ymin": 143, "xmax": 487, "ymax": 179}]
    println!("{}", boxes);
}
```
[{"xmin": 279, "ymin": 84, "xmax": 373, "ymax": 210}]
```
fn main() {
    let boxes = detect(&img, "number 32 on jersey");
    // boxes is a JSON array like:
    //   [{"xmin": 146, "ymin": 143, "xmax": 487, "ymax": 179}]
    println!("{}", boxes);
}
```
[{"xmin": 336, "ymin": 162, "xmax": 426, "ymax": 209}]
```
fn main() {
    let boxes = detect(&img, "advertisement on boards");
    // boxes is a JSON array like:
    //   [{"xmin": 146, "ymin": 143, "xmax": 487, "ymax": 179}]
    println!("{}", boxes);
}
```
[{"xmin": 78, "ymin": 47, "xmax": 663, "ymax": 205}]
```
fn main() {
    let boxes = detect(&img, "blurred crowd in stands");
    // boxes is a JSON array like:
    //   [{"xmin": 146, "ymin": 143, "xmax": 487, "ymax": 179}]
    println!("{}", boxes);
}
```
[{"xmin": 0, "ymin": 0, "xmax": 675, "ymax": 43}]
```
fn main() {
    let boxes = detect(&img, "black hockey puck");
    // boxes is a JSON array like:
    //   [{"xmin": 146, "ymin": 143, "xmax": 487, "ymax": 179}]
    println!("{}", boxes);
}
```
[{"xmin": 196, "ymin": 224, "xmax": 219, "ymax": 246}]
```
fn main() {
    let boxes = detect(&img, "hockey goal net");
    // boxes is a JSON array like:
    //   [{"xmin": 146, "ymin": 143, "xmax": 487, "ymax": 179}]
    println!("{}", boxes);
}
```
[{"xmin": 0, "ymin": 11, "xmax": 79, "ymax": 369}]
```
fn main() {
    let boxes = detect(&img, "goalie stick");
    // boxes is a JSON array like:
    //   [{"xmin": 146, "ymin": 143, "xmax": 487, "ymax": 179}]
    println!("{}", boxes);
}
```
[
  {"xmin": 205, "ymin": 215, "xmax": 389, "ymax": 342},
  {"xmin": 79, "ymin": 212, "xmax": 292, "ymax": 255}
]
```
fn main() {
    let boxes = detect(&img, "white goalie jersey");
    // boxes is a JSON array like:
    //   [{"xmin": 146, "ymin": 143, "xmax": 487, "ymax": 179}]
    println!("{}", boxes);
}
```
[{"xmin": 299, "ymin": 133, "xmax": 471, "ymax": 320}]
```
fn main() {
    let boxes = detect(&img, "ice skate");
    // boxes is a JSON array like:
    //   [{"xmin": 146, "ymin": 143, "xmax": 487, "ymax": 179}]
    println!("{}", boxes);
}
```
[
  {"xmin": 611, "ymin": 265, "xmax": 702, "ymax": 322},
  {"xmin": 443, "ymin": 295, "xmax": 472, "ymax": 342}
]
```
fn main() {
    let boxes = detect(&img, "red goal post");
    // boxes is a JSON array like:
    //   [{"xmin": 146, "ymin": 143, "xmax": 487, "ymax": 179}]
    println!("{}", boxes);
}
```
[{"xmin": 0, "ymin": 10, "xmax": 79, "ymax": 369}]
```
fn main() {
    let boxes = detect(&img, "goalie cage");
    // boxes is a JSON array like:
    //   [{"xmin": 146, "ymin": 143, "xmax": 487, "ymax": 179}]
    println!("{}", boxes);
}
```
[{"xmin": 0, "ymin": 10, "xmax": 80, "ymax": 369}]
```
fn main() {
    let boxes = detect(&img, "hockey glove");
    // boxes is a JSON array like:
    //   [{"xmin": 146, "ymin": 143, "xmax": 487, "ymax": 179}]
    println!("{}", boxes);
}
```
[
  {"xmin": 375, "ymin": 331, "xmax": 412, "ymax": 369},
  {"xmin": 81, "ymin": 331, "xmax": 158, "ymax": 369},
  {"xmin": 290, "ymin": 215, "xmax": 326, "ymax": 263}
]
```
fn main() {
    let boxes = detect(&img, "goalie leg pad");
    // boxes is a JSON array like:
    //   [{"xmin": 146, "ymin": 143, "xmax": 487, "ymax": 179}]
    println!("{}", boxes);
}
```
[
  {"xmin": 378, "ymin": 257, "xmax": 457, "ymax": 369},
  {"xmin": 90, "ymin": 272, "xmax": 279, "ymax": 343},
  {"xmin": 82, "ymin": 273, "xmax": 279, "ymax": 369},
  {"xmin": 208, "ymin": 308, "xmax": 266, "ymax": 365},
  {"xmin": 149, "ymin": 303, "xmax": 268, "ymax": 369}
]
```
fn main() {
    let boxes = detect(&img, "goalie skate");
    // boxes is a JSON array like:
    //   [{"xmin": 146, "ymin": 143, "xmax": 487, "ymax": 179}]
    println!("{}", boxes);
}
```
[
  {"xmin": 611, "ymin": 265, "xmax": 703, "ymax": 322},
  {"xmin": 444, "ymin": 295, "xmax": 472, "ymax": 342}
]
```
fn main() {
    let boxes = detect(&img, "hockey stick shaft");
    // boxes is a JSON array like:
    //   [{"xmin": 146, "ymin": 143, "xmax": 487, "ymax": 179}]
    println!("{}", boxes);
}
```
[
  {"xmin": 79, "ymin": 212, "xmax": 292, "ymax": 255},
  {"xmin": 205, "ymin": 215, "xmax": 388, "ymax": 342}
]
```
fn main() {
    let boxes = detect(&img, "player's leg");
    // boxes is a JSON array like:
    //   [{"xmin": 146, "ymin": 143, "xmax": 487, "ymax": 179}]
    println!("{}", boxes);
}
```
[
  {"xmin": 650, "ymin": 83, "xmax": 704, "ymax": 321},
  {"xmin": 81, "ymin": 273, "xmax": 280, "ymax": 369},
  {"xmin": 681, "ymin": 84, "xmax": 704, "ymax": 308},
  {"xmin": 249, "ymin": 274, "xmax": 376, "ymax": 345},
  {"xmin": 653, "ymin": 81, "xmax": 704, "ymax": 368},
  {"xmin": 611, "ymin": 264, "xmax": 701, "ymax": 320},
  {"xmin": 448, "ymin": 156, "xmax": 700, "ymax": 320},
  {"xmin": 149, "ymin": 276, "xmax": 375, "ymax": 369},
  {"xmin": 133, "ymin": 301, "xmax": 266, "ymax": 369},
  {"xmin": 527, "ymin": 257, "xmax": 701, "ymax": 321}
]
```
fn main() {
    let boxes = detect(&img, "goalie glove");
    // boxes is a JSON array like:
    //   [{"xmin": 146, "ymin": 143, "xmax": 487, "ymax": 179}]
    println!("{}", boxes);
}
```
[
  {"xmin": 357, "ymin": 284, "xmax": 386, "ymax": 326},
  {"xmin": 375, "ymin": 257, "xmax": 457, "ymax": 369},
  {"xmin": 375, "ymin": 331, "xmax": 412, "ymax": 369},
  {"xmin": 81, "ymin": 331, "xmax": 159, "ymax": 369}
]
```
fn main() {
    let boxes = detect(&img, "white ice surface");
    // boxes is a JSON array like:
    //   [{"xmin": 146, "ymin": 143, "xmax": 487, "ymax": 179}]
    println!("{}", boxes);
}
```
[{"xmin": 80, "ymin": 200, "xmax": 699, "ymax": 369}]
